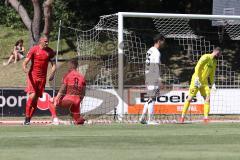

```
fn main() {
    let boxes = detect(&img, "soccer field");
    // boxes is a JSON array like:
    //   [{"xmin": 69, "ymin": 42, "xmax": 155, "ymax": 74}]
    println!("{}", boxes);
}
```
[{"xmin": 0, "ymin": 123, "xmax": 240, "ymax": 160}]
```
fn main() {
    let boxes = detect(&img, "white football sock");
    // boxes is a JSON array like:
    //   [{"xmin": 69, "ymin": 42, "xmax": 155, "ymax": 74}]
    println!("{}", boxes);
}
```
[
  {"xmin": 147, "ymin": 100, "xmax": 155, "ymax": 122},
  {"xmin": 140, "ymin": 101, "xmax": 148, "ymax": 121}
]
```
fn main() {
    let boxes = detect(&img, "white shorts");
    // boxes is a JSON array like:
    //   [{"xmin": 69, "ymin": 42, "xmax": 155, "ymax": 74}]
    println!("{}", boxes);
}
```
[
  {"xmin": 145, "ymin": 72, "xmax": 160, "ymax": 98},
  {"xmin": 146, "ymin": 85, "xmax": 160, "ymax": 98}
]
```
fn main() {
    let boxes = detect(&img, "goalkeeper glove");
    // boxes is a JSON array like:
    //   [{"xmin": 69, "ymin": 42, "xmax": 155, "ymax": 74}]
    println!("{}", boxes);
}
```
[{"xmin": 194, "ymin": 77, "xmax": 201, "ymax": 88}]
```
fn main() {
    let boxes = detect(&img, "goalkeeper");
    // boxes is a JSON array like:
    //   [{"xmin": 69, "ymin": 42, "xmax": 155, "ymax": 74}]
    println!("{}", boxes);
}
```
[{"xmin": 180, "ymin": 47, "xmax": 222, "ymax": 123}]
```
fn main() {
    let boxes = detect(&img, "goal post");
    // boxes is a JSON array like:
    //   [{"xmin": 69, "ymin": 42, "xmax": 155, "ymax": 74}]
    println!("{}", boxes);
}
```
[{"xmin": 117, "ymin": 12, "xmax": 124, "ymax": 120}]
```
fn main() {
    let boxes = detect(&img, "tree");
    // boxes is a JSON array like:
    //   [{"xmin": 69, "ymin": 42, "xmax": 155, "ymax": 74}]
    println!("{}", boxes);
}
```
[{"xmin": 6, "ymin": 0, "xmax": 54, "ymax": 46}]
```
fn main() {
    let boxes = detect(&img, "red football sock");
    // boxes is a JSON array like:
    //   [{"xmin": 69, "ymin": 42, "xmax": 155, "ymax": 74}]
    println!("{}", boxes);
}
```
[
  {"xmin": 25, "ymin": 98, "xmax": 34, "ymax": 118},
  {"xmin": 30, "ymin": 99, "xmax": 38, "ymax": 118},
  {"xmin": 30, "ymin": 106, "xmax": 37, "ymax": 118}
]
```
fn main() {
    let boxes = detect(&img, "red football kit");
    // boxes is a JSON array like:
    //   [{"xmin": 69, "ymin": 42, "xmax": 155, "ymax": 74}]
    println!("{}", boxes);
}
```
[
  {"xmin": 57, "ymin": 69, "xmax": 86, "ymax": 124},
  {"xmin": 25, "ymin": 45, "xmax": 55, "ymax": 97}
]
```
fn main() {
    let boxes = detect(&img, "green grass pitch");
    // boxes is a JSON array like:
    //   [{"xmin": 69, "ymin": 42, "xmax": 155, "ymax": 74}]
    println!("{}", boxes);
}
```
[{"xmin": 0, "ymin": 123, "xmax": 240, "ymax": 160}]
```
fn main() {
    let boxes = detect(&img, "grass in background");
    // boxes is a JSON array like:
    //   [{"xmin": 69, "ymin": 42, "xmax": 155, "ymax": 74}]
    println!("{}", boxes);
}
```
[
  {"xmin": 0, "ymin": 26, "xmax": 29, "ymax": 58},
  {"xmin": 0, "ymin": 25, "xmax": 77, "ymax": 58},
  {"xmin": 0, "ymin": 25, "xmax": 116, "ymax": 87},
  {"xmin": 0, "ymin": 26, "xmax": 76, "ymax": 87},
  {"xmin": 0, "ymin": 123, "xmax": 240, "ymax": 160}
]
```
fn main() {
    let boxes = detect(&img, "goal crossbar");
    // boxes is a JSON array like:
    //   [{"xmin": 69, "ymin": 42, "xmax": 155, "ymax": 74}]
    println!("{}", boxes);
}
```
[{"xmin": 118, "ymin": 12, "xmax": 240, "ymax": 20}]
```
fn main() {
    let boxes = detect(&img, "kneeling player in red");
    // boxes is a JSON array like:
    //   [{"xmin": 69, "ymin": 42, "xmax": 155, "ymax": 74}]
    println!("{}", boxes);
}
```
[{"xmin": 51, "ymin": 59, "xmax": 86, "ymax": 125}]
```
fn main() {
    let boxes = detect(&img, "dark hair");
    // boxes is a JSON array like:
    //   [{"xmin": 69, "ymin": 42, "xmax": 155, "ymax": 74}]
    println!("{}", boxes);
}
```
[
  {"xmin": 153, "ymin": 34, "xmax": 165, "ymax": 43},
  {"xmin": 69, "ymin": 58, "xmax": 79, "ymax": 69},
  {"xmin": 15, "ymin": 39, "xmax": 24, "ymax": 46}
]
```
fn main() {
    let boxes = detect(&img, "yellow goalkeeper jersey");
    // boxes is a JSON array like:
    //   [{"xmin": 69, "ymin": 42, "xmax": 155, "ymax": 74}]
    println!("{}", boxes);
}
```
[{"xmin": 192, "ymin": 54, "xmax": 217, "ymax": 85}]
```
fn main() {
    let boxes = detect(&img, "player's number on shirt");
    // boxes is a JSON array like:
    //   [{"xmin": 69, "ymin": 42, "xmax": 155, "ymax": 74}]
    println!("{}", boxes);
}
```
[
  {"xmin": 74, "ymin": 78, "xmax": 79, "ymax": 89},
  {"xmin": 146, "ymin": 52, "xmax": 151, "ymax": 66}
]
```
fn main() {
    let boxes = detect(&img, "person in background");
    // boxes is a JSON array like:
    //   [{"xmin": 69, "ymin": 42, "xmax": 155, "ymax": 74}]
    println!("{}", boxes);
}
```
[{"xmin": 3, "ymin": 39, "xmax": 25, "ymax": 66}]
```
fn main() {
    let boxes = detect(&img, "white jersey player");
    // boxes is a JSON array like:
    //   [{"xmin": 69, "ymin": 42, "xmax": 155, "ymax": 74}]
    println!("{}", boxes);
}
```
[{"xmin": 140, "ymin": 34, "xmax": 165, "ymax": 125}]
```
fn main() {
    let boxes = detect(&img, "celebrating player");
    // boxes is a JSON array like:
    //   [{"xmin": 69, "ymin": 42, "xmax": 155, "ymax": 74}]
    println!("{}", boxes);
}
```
[
  {"xmin": 180, "ymin": 47, "xmax": 222, "ymax": 123},
  {"xmin": 22, "ymin": 37, "xmax": 57, "ymax": 125},
  {"xmin": 139, "ymin": 34, "xmax": 165, "ymax": 125},
  {"xmin": 50, "ymin": 59, "xmax": 86, "ymax": 125}
]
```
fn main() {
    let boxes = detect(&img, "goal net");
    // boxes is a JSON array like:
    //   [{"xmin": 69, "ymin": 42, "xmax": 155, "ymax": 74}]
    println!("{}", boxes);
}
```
[{"xmin": 53, "ymin": 12, "xmax": 240, "ymax": 123}]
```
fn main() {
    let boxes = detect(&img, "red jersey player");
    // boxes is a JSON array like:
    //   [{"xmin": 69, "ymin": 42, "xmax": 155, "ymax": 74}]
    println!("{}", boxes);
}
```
[
  {"xmin": 22, "ymin": 37, "xmax": 57, "ymax": 125},
  {"xmin": 51, "ymin": 59, "xmax": 86, "ymax": 125}
]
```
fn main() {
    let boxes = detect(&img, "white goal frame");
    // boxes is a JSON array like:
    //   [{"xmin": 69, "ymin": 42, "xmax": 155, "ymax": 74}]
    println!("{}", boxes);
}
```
[{"xmin": 117, "ymin": 12, "xmax": 240, "ymax": 119}]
